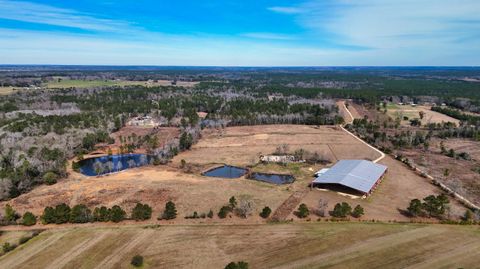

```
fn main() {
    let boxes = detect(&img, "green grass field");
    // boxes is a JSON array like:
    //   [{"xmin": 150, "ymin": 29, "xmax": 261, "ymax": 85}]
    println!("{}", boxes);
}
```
[{"xmin": 1, "ymin": 222, "xmax": 479, "ymax": 268}]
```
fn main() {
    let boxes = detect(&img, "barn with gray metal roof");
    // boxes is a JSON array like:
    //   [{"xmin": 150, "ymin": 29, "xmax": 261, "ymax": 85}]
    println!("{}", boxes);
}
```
[{"xmin": 312, "ymin": 160, "xmax": 387, "ymax": 195}]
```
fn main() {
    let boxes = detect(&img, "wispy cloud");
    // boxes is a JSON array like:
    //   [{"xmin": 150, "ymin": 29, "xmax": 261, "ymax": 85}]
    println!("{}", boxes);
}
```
[
  {"xmin": 271, "ymin": 0, "xmax": 480, "ymax": 49},
  {"xmin": 267, "ymin": 6, "xmax": 304, "ymax": 14},
  {"xmin": 0, "ymin": 0, "xmax": 133, "ymax": 32},
  {"xmin": 241, "ymin": 32, "xmax": 295, "ymax": 40}
]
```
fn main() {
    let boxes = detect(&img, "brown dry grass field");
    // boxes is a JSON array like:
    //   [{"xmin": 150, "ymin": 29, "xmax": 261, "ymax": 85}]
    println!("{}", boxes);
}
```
[
  {"xmin": 173, "ymin": 125, "xmax": 380, "ymax": 167},
  {"xmin": 1, "ymin": 223, "xmax": 480, "ymax": 269},
  {"xmin": 386, "ymin": 104, "xmax": 460, "ymax": 126},
  {"xmin": 44, "ymin": 79, "xmax": 198, "ymax": 89},
  {"xmin": 0, "ymin": 125, "xmax": 465, "ymax": 225},
  {"xmin": 0, "ymin": 86, "xmax": 17, "ymax": 95}
]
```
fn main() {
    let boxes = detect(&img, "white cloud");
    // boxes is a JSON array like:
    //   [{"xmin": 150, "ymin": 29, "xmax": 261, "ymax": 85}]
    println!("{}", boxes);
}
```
[
  {"xmin": 0, "ymin": 0, "xmax": 133, "ymax": 32},
  {"xmin": 267, "ymin": 0, "xmax": 480, "ymax": 64},
  {"xmin": 267, "ymin": 6, "xmax": 304, "ymax": 14},
  {"xmin": 0, "ymin": 28, "xmax": 356, "ymax": 66},
  {"xmin": 241, "ymin": 32, "xmax": 295, "ymax": 40},
  {"xmin": 276, "ymin": 0, "xmax": 480, "ymax": 49}
]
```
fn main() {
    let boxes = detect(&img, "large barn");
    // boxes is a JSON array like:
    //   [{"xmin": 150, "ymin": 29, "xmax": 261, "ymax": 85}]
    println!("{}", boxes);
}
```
[{"xmin": 312, "ymin": 160, "xmax": 387, "ymax": 196}]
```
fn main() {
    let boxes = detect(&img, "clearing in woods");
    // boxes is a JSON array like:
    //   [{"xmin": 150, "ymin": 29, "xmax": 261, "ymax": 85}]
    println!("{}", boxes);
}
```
[
  {"xmin": 0, "ymin": 223, "xmax": 479, "ymax": 269},
  {"xmin": 386, "ymin": 103, "xmax": 460, "ymax": 126},
  {"xmin": 0, "ymin": 86, "xmax": 17, "ymax": 95},
  {"xmin": 44, "ymin": 79, "xmax": 198, "ymax": 88}
]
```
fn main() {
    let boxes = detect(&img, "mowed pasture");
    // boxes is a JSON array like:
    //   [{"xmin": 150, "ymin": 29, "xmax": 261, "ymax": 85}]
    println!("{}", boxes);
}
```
[
  {"xmin": 1, "ymin": 223, "xmax": 480, "ymax": 269},
  {"xmin": 0, "ymin": 86, "xmax": 17, "ymax": 95},
  {"xmin": 173, "ymin": 125, "xmax": 381, "ymax": 167},
  {"xmin": 44, "ymin": 79, "xmax": 198, "ymax": 89},
  {"xmin": 386, "ymin": 104, "xmax": 459, "ymax": 126}
]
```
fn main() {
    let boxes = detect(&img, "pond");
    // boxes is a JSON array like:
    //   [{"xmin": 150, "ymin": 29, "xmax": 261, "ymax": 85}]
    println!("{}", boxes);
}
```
[
  {"xmin": 249, "ymin": 172, "xmax": 295, "ymax": 185},
  {"xmin": 202, "ymin": 165, "xmax": 248, "ymax": 178},
  {"xmin": 79, "ymin": 154, "xmax": 152, "ymax": 176}
]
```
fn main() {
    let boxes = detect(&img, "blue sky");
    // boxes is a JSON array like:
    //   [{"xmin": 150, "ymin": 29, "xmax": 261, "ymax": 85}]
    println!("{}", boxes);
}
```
[{"xmin": 0, "ymin": 0, "xmax": 479, "ymax": 66}]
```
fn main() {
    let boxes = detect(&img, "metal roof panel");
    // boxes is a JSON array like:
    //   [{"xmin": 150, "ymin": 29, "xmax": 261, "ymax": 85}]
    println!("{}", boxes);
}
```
[{"xmin": 312, "ymin": 160, "xmax": 387, "ymax": 193}]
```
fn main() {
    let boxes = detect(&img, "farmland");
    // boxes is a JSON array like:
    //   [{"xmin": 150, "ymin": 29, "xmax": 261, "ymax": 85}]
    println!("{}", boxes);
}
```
[
  {"xmin": 1, "ymin": 67, "xmax": 480, "ymax": 268},
  {"xmin": 0, "ymin": 86, "xmax": 17, "ymax": 95},
  {"xmin": 385, "ymin": 103, "xmax": 459, "ymax": 126},
  {"xmin": 1, "ymin": 223, "xmax": 480, "ymax": 269},
  {"xmin": 44, "ymin": 79, "xmax": 198, "ymax": 89},
  {"xmin": 173, "ymin": 125, "xmax": 380, "ymax": 167},
  {"xmin": 0, "ymin": 125, "xmax": 465, "ymax": 223}
]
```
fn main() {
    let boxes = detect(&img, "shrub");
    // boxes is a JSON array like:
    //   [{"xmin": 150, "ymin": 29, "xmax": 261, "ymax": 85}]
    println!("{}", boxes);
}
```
[
  {"xmin": 72, "ymin": 161, "xmax": 81, "ymax": 172},
  {"xmin": 93, "ymin": 206, "xmax": 110, "ymax": 222},
  {"xmin": 53, "ymin": 203, "xmax": 71, "ymax": 224},
  {"xmin": 42, "ymin": 203, "xmax": 71, "ymax": 224},
  {"xmin": 463, "ymin": 209, "xmax": 474, "ymax": 222},
  {"xmin": 296, "ymin": 203, "xmax": 309, "ymax": 218},
  {"xmin": 2, "ymin": 242, "xmax": 16, "ymax": 253},
  {"xmin": 260, "ymin": 206, "xmax": 272, "ymax": 219},
  {"xmin": 407, "ymin": 199, "xmax": 423, "ymax": 217},
  {"xmin": 207, "ymin": 209, "xmax": 214, "ymax": 218},
  {"xmin": 131, "ymin": 255, "xmax": 144, "ymax": 267},
  {"xmin": 351, "ymin": 205, "xmax": 365, "ymax": 218},
  {"xmin": 132, "ymin": 203, "xmax": 153, "ymax": 221},
  {"xmin": 43, "ymin": 172, "xmax": 58, "ymax": 185},
  {"xmin": 406, "ymin": 194, "xmax": 450, "ymax": 219},
  {"xmin": 4, "ymin": 204, "xmax": 19, "ymax": 222},
  {"xmin": 162, "ymin": 201, "xmax": 177, "ymax": 220},
  {"xmin": 422, "ymin": 194, "xmax": 449, "ymax": 218},
  {"xmin": 22, "ymin": 212, "xmax": 37, "ymax": 226},
  {"xmin": 229, "ymin": 196, "xmax": 237, "ymax": 209},
  {"xmin": 331, "ymin": 202, "xmax": 352, "ymax": 218},
  {"xmin": 41, "ymin": 206, "xmax": 56, "ymax": 224},
  {"xmin": 110, "ymin": 205, "xmax": 126, "ymax": 223},
  {"xmin": 218, "ymin": 206, "xmax": 231, "ymax": 219},
  {"xmin": 19, "ymin": 236, "xmax": 32, "ymax": 244},
  {"xmin": 225, "ymin": 261, "xmax": 249, "ymax": 269},
  {"xmin": 70, "ymin": 204, "xmax": 92, "ymax": 223}
]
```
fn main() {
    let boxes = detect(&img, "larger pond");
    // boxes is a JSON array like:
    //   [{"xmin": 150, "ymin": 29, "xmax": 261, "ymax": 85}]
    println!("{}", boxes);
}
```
[
  {"xmin": 79, "ymin": 154, "xmax": 152, "ymax": 176},
  {"xmin": 202, "ymin": 165, "xmax": 248, "ymax": 178},
  {"xmin": 250, "ymin": 172, "xmax": 295, "ymax": 185}
]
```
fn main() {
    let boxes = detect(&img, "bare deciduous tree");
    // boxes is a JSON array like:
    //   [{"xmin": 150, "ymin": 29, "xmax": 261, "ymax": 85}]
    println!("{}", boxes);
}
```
[
  {"xmin": 236, "ymin": 195, "xmax": 255, "ymax": 218},
  {"xmin": 317, "ymin": 199, "xmax": 328, "ymax": 217}
]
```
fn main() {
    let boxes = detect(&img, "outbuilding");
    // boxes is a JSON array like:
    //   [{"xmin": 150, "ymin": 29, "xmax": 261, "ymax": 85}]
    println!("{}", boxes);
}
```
[{"xmin": 311, "ymin": 160, "xmax": 387, "ymax": 196}]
